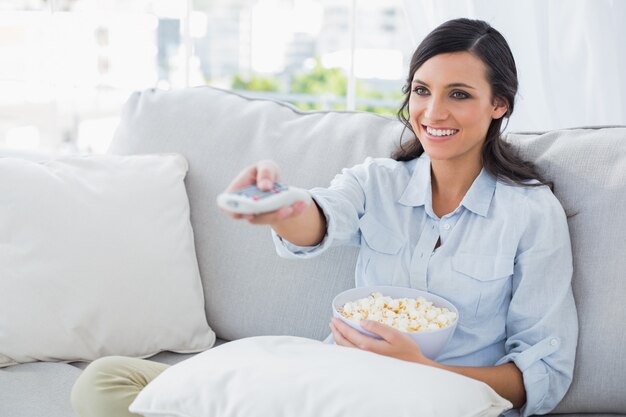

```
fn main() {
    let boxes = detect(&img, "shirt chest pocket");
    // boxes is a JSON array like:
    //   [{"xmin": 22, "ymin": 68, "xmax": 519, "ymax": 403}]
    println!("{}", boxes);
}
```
[
  {"xmin": 451, "ymin": 253, "xmax": 514, "ymax": 323},
  {"xmin": 358, "ymin": 213, "xmax": 404, "ymax": 285}
]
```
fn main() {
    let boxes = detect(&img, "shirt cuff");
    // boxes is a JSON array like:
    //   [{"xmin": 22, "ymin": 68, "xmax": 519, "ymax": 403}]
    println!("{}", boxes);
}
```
[
  {"xmin": 271, "ymin": 193, "xmax": 336, "ymax": 259},
  {"xmin": 496, "ymin": 336, "xmax": 560, "ymax": 416}
]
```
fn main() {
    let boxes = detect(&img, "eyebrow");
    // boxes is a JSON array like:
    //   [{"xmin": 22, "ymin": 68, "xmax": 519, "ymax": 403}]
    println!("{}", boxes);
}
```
[{"xmin": 412, "ymin": 79, "xmax": 476, "ymax": 90}]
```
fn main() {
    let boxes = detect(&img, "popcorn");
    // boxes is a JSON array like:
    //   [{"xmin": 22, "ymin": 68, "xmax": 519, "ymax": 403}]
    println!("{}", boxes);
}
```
[{"xmin": 337, "ymin": 292, "xmax": 457, "ymax": 333}]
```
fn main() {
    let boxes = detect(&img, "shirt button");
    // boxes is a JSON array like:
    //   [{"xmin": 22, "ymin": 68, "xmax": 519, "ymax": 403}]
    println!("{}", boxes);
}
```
[
  {"xmin": 550, "ymin": 338, "xmax": 558, "ymax": 347},
  {"xmin": 443, "ymin": 223, "xmax": 451, "ymax": 230}
]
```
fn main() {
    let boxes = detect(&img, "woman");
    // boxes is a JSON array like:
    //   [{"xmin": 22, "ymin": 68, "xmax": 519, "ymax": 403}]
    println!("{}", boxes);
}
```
[
  {"xmin": 72, "ymin": 18, "xmax": 577, "ymax": 417},
  {"xmin": 224, "ymin": 18, "xmax": 577, "ymax": 416}
]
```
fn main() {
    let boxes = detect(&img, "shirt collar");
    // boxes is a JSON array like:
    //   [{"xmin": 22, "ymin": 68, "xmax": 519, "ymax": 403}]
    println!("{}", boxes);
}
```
[
  {"xmin": 460, "ymin": 168, "xmax": 497, "ymax": 217},
  {"xmin": 398, "ymin": 154, "xmax": 431, "ymax": 208},
  {"xmin": 398, "ymin": 154, "xmax": 497, "ymax": 218}
]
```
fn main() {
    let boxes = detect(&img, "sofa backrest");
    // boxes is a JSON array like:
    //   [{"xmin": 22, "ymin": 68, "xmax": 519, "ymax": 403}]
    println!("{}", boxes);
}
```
[
  {"xmin": 108, "ymin": 87, "xmax": 404, "ymax": 343},
  {"xmin": 505, "ymin": 128, "xmax": 626, "ymax": 414},
  {"xmin": 108, "ymin": 86, "xmax": 626, "ymax": 414}
]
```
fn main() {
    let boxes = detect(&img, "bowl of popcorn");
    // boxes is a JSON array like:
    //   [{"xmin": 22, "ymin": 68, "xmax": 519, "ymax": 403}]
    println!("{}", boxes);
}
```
[{"xmin": 332, "ymin": 286, "xmax": 458, "ymax": 360}]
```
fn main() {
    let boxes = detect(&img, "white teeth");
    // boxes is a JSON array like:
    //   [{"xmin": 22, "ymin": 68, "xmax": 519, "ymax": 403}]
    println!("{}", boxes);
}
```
[{"xmin": 426, "ymin": 127, "xmax": 458, "ymax": 137}]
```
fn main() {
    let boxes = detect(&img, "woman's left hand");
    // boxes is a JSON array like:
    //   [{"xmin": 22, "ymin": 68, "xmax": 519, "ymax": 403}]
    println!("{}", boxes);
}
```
[{"xmin": 329, "ymin": 317, "xmax": 437, "ymax": 366}]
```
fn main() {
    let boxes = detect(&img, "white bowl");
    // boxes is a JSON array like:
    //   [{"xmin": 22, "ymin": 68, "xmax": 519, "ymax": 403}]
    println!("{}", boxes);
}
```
[{"xmin": 332, "ymin": 285, "xmax": 459, "ymax": 360}]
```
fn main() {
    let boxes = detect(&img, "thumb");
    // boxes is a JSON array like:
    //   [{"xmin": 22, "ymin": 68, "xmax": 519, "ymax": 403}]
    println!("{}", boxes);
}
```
[
  {"xmin": 256, "ymin": 160, "xmax": 280, "ymax": 191},
  {"xmin": 361, "ymin": 320, "xmax": 398, "ymax": 342}
]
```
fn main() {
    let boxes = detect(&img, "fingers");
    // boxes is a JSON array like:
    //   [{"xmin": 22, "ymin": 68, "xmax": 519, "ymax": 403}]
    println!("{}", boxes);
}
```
[
  {"xmin": 329, "ymin": 320, "xmax": 356, "ymax": 348},
  {"xmin": 360, "ymin": 320, "xmax": 401, "ymax": 343},
  {"xmin": 225, "ymin": 165, "xmax": 258, "ymax": 193},
  {"xmin": 221, "ymin": 160, "xmax": 285, "ymax": 222},
  {"xmin": 221, "ymin": 200, "xmax": 308, "ymax": 223},
  {"xmin": 244, "ymin": 200, "xmax": 309, "ymax": 225},
  {"xmin": 331, "ymin": 318, "xmax": 426, "ymax": 363},
  {"xmin": 360, "ymin": 320, "xmax": 425, "ymax": 362},
  {"xmin": 330, "ymin": 318, "xmax": 383, "ymax": 352},
  {"xmin": 245, "ymin": 206, "xmax": 294, "ymax": 224},
  {"xmin": 225, "ymin": 160, "xmax": 280, "ymax": 193}
]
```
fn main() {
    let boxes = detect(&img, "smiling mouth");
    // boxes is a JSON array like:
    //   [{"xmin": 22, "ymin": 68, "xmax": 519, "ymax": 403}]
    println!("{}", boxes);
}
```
[{"xmin": 423, "ymin": 125, "xmax": 459, "ymax": 137}]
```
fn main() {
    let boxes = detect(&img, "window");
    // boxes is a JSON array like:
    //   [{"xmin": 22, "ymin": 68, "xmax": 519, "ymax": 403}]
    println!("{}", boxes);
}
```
[{"xmin": 0, "ymin": 0, "xmax": 412, "ymax": 153}]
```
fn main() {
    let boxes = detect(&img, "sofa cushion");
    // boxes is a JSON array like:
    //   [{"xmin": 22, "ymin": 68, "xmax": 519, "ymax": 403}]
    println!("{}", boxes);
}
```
[
  {"xmin": 506, "ymin": 128, "xmax": 626, "ymax": 414},
  {"xmin": 0, "ymin": 154, "xmax": 215, "ymax": 367},
  {"xmin": 0, "ymin": 362, "xmax": 81, "ymax": 417},
  {"xmin": 109, "ymin": 87, "xmax": 405, "ymax": 342}
]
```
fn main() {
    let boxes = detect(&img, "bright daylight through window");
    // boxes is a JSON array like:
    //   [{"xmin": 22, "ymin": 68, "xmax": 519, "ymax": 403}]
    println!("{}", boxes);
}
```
[{"xmin": 0, "ymin": 0, "xmax": 412, "ymax": 154}]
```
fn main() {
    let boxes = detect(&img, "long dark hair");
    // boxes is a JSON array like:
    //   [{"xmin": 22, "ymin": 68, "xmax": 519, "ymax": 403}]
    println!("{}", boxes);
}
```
[{"xmin": 393, "ymin": 18, "xmax": 550, "ymax": 188}]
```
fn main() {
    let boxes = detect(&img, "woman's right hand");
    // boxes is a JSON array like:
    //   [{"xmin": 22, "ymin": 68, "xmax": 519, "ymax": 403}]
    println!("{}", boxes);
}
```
[{"xmin": 220, "ymin": 160, "xmax": 310, "ymax": 225}]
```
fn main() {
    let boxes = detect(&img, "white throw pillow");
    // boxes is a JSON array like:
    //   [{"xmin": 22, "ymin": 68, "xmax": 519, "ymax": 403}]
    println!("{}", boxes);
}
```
[
  {"xmin": 130, "ymin": 336, "xmax": 513, "ymax": 417},
  {"xmin": 0, "ymin": 154, "xmax": 215, "ymax": 367}
]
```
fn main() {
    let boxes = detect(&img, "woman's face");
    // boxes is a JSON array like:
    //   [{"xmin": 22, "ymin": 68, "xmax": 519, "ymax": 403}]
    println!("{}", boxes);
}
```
[{"xmin": 408, "ymin": 52, "xmax": 507, "ymax": 166}]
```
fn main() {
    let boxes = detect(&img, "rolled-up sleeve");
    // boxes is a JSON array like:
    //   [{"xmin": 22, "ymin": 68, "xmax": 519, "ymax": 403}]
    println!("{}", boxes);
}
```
[
  {"xmin": 497, "ymin": 188, "xmax": 578, "ymax": 417},
  {"xmin": 272, "ymin": 159, "xmax": 375, "ymax": 259}
]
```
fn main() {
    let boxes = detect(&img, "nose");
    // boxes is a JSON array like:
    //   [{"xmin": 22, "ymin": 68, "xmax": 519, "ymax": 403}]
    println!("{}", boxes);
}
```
[{"xmin": 424, "ymin": 96, "xmax": 448, "ymax": 121}]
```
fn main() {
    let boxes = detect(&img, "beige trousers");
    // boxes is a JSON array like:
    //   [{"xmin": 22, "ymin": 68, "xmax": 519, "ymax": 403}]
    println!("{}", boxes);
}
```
[{"xmin": 71, "ymin": 356, "xmax": 169, "ymax": 417}]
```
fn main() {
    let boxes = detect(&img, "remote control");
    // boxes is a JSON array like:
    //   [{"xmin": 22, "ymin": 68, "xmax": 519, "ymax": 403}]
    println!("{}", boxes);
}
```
[{"xmin": 217, "ymin": 183, "xmax": 312, "ymax": 215}]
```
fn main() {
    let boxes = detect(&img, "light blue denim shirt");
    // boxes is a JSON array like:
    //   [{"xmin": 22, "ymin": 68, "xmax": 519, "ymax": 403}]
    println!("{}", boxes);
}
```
[{"xmin": 272, "ymin": 154, "xmax": 578, "ymax": 417}]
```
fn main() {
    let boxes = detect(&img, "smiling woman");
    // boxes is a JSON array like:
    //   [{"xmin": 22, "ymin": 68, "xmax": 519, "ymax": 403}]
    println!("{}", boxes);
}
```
[
  {"xmin": 394, "ymin": 19, "xmax": 551, "ymax": 191},
  {"xmin": 71, "ymin": 18, "xmax": 578, "ymax": 417},
  {"xmin": 408, "ymin": 52, "xmax": 507, "ymax": 167},
  {"xmin": 262, "ymin": 18, "xmax": 575, "ymax": 416}
]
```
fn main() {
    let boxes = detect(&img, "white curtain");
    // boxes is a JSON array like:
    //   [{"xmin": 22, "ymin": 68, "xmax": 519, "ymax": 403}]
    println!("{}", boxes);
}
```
[{"xmin": 401, "ymin": 0, "xmax": 626, "ymax": 132}]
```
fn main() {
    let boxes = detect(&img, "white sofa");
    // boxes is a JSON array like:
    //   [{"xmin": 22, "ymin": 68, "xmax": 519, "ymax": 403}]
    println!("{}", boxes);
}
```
[{"xmin": 1, "ymin": 86, "xmax": 625, "ymax": 417}]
